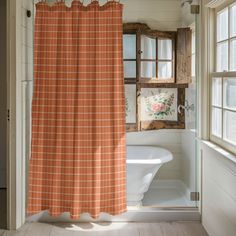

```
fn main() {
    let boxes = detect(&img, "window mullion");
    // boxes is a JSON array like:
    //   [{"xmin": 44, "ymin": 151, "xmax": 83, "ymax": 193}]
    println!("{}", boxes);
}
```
[
  {"xmin": 221, "ymin": 77, "xmax": 224, "ymax": 139},
  {"xmin": 212, "ymin": 71, "xmax": 236, "ymax": 77}
]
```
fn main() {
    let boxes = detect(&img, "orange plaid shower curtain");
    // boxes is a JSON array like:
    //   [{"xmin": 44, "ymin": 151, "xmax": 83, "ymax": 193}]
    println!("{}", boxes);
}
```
[{"xmin": 27, "ymin": 0, "xmax": 126, "ymax": 219}]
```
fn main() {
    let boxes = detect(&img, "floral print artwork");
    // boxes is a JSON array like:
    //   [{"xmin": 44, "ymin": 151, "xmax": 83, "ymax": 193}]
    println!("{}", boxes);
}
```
[
  {"xmin": 141, "ymin": 88, "xmax": 178, "ymax": 121},
  {"xmin": 146, "ymin": 92, "xmax": 175, "ymax": 119}
]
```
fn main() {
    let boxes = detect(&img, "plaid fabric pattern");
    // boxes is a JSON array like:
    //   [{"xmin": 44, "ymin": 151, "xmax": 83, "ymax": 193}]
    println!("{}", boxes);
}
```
[{"xmin": 27, "ymin": 0, "xmax": 126, "ymax": 219}]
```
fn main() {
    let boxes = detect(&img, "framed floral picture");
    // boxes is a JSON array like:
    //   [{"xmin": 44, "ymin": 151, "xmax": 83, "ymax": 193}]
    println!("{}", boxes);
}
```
[
  {"xmin": 140, "ymin": 88, "xmax": 178, "ymax": 121},
  {"xmin": 125, "ymin": 84, "xmax": 136, "ymax": 124},
  {"xmin": 123, "ymin": 23, "xmax": 189, "ymax": 132}
]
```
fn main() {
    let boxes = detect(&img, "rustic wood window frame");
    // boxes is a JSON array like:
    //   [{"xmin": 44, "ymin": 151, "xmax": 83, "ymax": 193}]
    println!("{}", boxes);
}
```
[
  {"xmin": 123, "ymin": 23, "xmax": 188, "ymax": 132},
  {"xmin": 140, "ymin": 32, "xmax": 176, "ymax": 84}
]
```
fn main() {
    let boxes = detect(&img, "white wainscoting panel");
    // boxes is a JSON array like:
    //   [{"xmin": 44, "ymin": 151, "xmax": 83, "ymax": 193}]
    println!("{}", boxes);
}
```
[{"xmin": 201, "ymin": 142, "xmax": 236, "ymax": 236}]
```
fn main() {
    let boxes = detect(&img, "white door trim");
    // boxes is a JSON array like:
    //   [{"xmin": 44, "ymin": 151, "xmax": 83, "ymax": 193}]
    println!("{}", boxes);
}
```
[{"xmin": 7, "ymin": 0, "xmax": 25, "ymax": 230}]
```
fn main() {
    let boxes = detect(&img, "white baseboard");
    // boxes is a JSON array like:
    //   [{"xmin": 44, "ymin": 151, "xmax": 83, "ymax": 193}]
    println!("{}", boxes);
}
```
[
  {"xmin": 26, "ymin": 208, "xmax": 200, "ymax": 223},
  {"xmin": 0, "ymin": 169, "xmax": 6, "ymax": 188}
]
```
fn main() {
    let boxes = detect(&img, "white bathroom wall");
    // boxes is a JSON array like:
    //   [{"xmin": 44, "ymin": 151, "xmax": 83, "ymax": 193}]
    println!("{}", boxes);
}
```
[
  {"xmin": 22, "ymin": 0, "xmax": 34, "ymax": 81},
  {"xmin": 180, "ymin": 0, "xmax": 199, "ymax": 27},
  {"xmin": 122, "ymin": 0, "xmax": 182, "ymax": 30},
  {"xmin": 21, "ymin": 0, "xmax": 34, "ymax": 202},
  {"xmin": 47, "ymin": 0, "xmax": 182, "ymax": 31},
  {"xmin": 201, "ymin": 142, "xmax": 236, "ymax": 236},
  {"xmin": 0, "ymin": 0, "xmax": 7, "ymax": 188}
]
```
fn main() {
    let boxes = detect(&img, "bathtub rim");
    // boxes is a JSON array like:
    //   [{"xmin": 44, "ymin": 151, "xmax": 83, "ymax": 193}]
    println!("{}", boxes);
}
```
[{"xmin": 126, "ymin": 145, "xmax": 173, "ymax": 164}]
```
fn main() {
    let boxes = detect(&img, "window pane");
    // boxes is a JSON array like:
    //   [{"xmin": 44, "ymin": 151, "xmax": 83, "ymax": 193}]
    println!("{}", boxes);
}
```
[
  {"xmin": 223, "ymin": 78, "xmax": 236, "ymax": 109},
  {"xmin": 158, "ymin": 39, "xmax": 172, "ymax": 60},
  {"xmin": 141, "ymin": 61, "xmax": 156, "ymax": 78},
  {"xmin": 230, "ymin": 39, "xmax": 236, "ymax": 71},
  {"xmin": 217, "ymin": 8, "xmax": 228, "ymax": 42},
  {"xmin": 123, "ymin": 34, "xmax": 136, "ymax": 59},
  {"xmin": 141, "ymin": 35, "xmax": 156, "ymax": 60},
  {"xmin": 224, "ymin": 110, "xmax": 236, "ymax": 145},
  {"xmin": 124, "ymin": 61, "xmax": 136, "ymax": 78},
  {"xmin": 158, "ymin": 62, "xmax": 172, "ymax": 79},
  {"xmin": 212, "ymin": 107, "xmax": 222, "ymax": 137},
  {"xmin": 125, "ymin": 84, "xmax": 136, "ymax": 124},
  {"xmin": 212, "ymin": 78, "xmax": 222, "ymax": 106},
  {"xmin": 217, "ymin": 41, "xmax": 228, "ymax": 72},
  {"xmin": 230, "ymin": 4, "xmax": 236, "ymax": 37}
]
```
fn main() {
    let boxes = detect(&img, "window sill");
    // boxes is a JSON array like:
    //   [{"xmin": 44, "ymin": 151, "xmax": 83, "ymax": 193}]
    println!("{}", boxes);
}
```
[{"xmin": 201, "ymin": 140, "xmax": 236, "ymax": 165}]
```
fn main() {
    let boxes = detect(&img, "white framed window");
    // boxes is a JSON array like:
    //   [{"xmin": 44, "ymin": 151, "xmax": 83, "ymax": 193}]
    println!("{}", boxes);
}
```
[{"xmin": 210, "ymin": 1, "xmax": 236, "ymax": 154}]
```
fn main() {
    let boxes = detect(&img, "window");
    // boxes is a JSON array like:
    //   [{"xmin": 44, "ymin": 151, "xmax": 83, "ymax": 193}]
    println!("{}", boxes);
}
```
[
  {"xmin": 210, "ymin": 2, "xmax": 236, "ymax": 153},
  {"xmin": 140, "ymin": 35, "xmax": 174, "ymax": 82},
  {"xmin": 123, "ymin": 34, "xmax": 137, "ymax": 82},
  {"xmin": 123, "ymin": 23, "xmax": 191, "ymax": 131},
  {"xmin": 216, "ymin": 4, "xmax": 236, "ymax": 72}
]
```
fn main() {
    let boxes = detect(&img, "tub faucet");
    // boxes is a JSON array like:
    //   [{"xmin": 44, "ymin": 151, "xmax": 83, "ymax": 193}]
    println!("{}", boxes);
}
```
[{"xmin": 178, "ymin": 100, "xmax": 194, "ymax": 114}]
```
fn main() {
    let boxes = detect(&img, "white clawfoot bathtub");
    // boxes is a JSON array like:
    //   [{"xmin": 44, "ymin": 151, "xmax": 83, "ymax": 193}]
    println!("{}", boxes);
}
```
[{"xmin": 126, "ymin": 145, "xmax": 173, "ymax": 206}]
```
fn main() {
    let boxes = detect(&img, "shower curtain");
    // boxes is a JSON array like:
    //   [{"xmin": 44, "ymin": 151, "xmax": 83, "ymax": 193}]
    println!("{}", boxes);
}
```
[{"xmin": 27, "ymin": 0, "xmax": 126, "ymax": 219}]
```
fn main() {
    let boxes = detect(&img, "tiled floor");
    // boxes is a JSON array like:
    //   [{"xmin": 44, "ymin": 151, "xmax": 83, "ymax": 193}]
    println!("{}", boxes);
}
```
[
  {"xmin": 0, "ymin": 189, "xmax": 7, "ymax": 229},
  {"xmin": 1, "ymin": 222, "xmax": 208, "ymax": 236}
]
